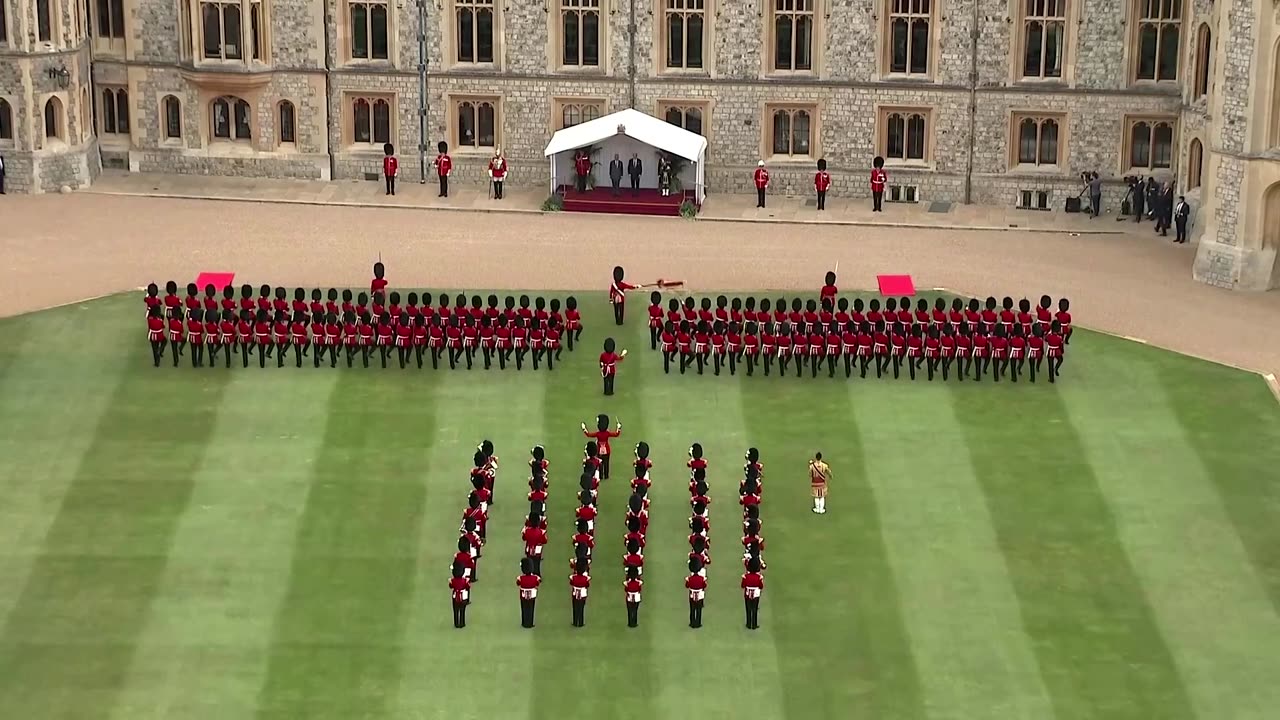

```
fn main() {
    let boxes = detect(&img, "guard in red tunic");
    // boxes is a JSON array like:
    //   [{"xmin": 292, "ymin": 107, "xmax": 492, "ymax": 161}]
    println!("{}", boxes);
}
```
[
  {"xmin": 623, "ymin": 566, "xmax": 643, "ymax": 628},
  {"xmin": 686, "ymin": 558, "xmax": 708, "ymax": 628},
  {"xmin": 488, "ymin": 148, "xmax": 508, "ymax": 200},
  {"xmin": 610, "ymin": 266, "xmax": 639, "ymax": 326},
  {"xmin": 871, "ymin": 156, "xmax": 887, "ymax": 212},
  {"xmin": 522, "ymin": 513, "xmax": 548, "ymax": 576},
  {"xmin": 449, "ymin": 562, "xmax": 471, "ymax": 628},
  {"xmin": 434, "ymin": 141, "xmax": 452, "ymax": 197},
  {"xmin": 569, "ymin": 559, "xmax": 591, "ymax": 627},
  {"xmin": 581, "ymin": 414, "xmax": 622, "ymax": 479},
  {"xmin": 815, "ymin": 158, "xmax": 832, "ymax": 211},
  {"xmin": 147, "ymin": 305, "xmax": 166, "ymax": 367},
  {"xmin": 516, "ymin": 559, "xmax": 541, "ymax": 627},
  {"xmin": 754, "ymin": 161, "xmax": 770, "ymax": 208},
  {"xmin": 574, "ymin": 150, "xmax": 591, "ymax": 193},
  {"xmin": 742, "ymin": 558, "xmax": 765, "ymax": 630},
  {"xmin": 382, "ymin": 143, "xmax": 398, "ymax": 196},
  {"xmin": 599, "ymin": 338, "xmax": 627, "ymax": 396},
  {"xmin": 186, "ymin": 308, "xmax": 206, "ymax": 368}
]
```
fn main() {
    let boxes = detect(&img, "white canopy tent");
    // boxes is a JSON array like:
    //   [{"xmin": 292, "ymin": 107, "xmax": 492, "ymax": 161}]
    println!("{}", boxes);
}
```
[{"xmin": 543, "ymin": 108, "xmax": 709, "ymax": 204}]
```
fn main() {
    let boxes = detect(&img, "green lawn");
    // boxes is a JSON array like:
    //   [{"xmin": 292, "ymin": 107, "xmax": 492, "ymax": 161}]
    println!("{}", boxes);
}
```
[{"xmin": 0, "ymin": 291, "xmax": 1279, "ymax": 720}]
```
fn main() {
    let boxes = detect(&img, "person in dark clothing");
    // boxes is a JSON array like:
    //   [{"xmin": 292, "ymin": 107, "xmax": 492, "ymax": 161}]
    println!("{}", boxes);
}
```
[
  {"xmin": 1132, "ymin": 178, "xmax": 1145, "ymax": 221},
  {"xmin": 609, "ymin": 154, "xmax": 625, "ymax": 196},
  {"xmin": 1174, "ymin": 196, "xmax": 1191, "ymax": 243},
  {"xmin": 1145, "ymin": 177, "xmax": 1159, "ymax": 221},
  {"xmin": 1159, "ymin": 184, "xmax": 1175, "ymax": 236},
  {"xmin": 627, "ymin": 153, "xmax": 643, "ymax": 195}
]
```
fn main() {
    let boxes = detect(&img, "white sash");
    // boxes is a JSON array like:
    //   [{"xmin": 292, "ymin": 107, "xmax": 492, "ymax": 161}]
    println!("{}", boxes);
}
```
[{"xmin": 689, "ymin": 589, "xmax": 705, "ymax": 601}]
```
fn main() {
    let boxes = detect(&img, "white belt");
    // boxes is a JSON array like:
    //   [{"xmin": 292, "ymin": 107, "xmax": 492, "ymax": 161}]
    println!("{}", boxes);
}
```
[
  {"xmin": 521, "ymin": 589, "xmax": 537, "ymax": 599},
  {"xmin": 689, "ymin": 589, "xmax": 705, "ymax": 601},
  {"xmin": 527, "ymin": 545, "xmax": 543, "ymax": 557},
  {"xmin": 456, "ymin": 589, "xmax": 469, "ymax": 602},
  {"xmin": 626, "ymin": 592, "xmax": 641, "ymax": 602},
  {"xmin": 745, "ymin": 587, "xmax": 761, "ymax": 599},
  {"xmin": 572, "ymin": 588, "xmax": 588, "ymax": 599}
]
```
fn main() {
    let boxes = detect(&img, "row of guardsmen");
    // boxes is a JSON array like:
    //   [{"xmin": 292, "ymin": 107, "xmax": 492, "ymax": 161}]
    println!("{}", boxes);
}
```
[{"xmin": 451, "ymin": 441, "xmax": 499, "ymax": 628}]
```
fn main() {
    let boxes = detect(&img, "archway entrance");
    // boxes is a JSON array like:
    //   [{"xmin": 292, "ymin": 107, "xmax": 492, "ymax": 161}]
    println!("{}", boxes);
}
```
[{"xmin": 1265, "ymin": 183, "xmax": 1280, "ymax": 250}]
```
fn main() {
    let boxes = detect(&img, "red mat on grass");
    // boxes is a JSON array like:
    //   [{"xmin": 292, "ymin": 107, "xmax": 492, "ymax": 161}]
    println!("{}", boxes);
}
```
[
  {"xmin": 877, "ymin": 275, "xmax": 915, "ymax": 296},
  {"xmin": 195, "ymin": 272, "xmax": 236, "ymax": 290},
  {"xmin": 559, "ymin": 186, "xmax": 691, "ymax": 217}
]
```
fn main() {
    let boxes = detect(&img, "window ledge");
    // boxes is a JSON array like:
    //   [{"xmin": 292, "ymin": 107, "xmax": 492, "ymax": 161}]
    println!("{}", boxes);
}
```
[
  {"xmin": 880, "ymin": 73, "xmax": 935, "ymax": 83},
  {"xmin": 447, "ymin": 62, "xmax": 500, "ymax": 72},
  {"xmin": 658, "ymin": 68, "xmax": 710, "ymax": 78},
  {"xmin": 883, "ymin": 160, "xmax": 931, "ymax": 169},
  {"xmin": 552, "ymin": 66, "xmax": 607, "ymax": 75},
  {"xmin": 342, "ymin": 59, "xmax": 395, "ymax": 70},
  {"xmin": 1010, "ymin": 163, "xmax": 1061, "ymax": 173},
  {"xmin": 765, "ymin": 155, "xmax": 815, "ymax": 165},
  {"xmin": 454, "ymin": 146, "xmax": 498, "ymax": 155},
  {"xmin": 207, "ymin": 141, "xmax": 257, "ymax": 156},
  {"xmin": 344, "ymin": 144, "xmax": 388, "ymax": 154}
]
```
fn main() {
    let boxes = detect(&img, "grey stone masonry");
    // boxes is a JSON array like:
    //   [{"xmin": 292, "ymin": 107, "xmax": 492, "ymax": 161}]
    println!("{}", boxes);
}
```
[{"xmin": 1216, "ymin": 0, "xmax": 1255, "ymax": 155}]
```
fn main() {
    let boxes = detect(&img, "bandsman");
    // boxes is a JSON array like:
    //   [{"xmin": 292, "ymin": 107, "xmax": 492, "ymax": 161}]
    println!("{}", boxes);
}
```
[
  {"xmin": 624, "ymin": 566, "xmax": 643, "ymax": 628},
  {"xmin": 742, "ymin": 558, "xmax": 765, "ymax": 630},
  {"xmin": 569, "ymin": 559, "xmax": 591, "ymax": 627},
  {"xmin": 808, "ymin": 452, "xmax": 831, "ymax": 514},
  {"xmin": 449, "ymin": 561, "xmax": 471, "ymax": 629},
  {"xmin": 686, "ymin": 558, "xmax": 708, "ymax": 628},
  {"xmin": 516, "ymin": 558, "xmax": 541, "ymax": 628},
  {"xmin": 599, "ymin": 339, "xmax": 627, "ymax": 396}
]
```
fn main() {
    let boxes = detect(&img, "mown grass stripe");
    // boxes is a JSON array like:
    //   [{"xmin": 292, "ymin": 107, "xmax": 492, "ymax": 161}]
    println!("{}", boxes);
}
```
[
  {"xmin": 1062, "ymin": 361, "xmax": 1280, "ymax": 720},
  {"xmin": 253, "ymin": 368, "xmax": 442, "ymax": 720},
  {"xmin": 395, "ymin": 358, "xmax": 550, "ymax": 720},
  {"xmin": 530, "ymin": 292, "xmax": 655, "ymax": 720},
  {"xmin": 743, "ymin": 355, "xmax": 927, "ymax": 720},
  {"xmin": 0, "ymin": 340, "xmax": 232, "ymax": 720},
  {"xmin": 955, "ymin": 379, "xmax": 1197, "ymax": 720},
  {"xmin": 109, "ymin": 369, "xmax": 340, "ymax": 720},
  {"xmin": 853, "ymin": 380, "xmax": 1054, "ymax": 720}
]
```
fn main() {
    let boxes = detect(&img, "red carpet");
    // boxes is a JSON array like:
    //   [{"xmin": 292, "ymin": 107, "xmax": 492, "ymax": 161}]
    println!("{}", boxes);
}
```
[
  {"xmin": 877, "ymin": 275, "xmax": 916, "ymax": 296},
  {"xmin": 195, "ymin": 272, "xmax": 236, "ymax": 290},
  {"xmin": 559, "ymin": 186, "xmax": 692, "ymax": 217}
]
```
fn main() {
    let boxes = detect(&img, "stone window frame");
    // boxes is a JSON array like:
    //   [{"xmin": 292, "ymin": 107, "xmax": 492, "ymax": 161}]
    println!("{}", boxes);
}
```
[
  {"xmin": 343, "ymin": 93, "xmax": 395, "ymax": 149},
  {"xmin": 1012, "ymin": 0, "xmax": 1077, "ymax": 83},
  {"xmin": 554, "ymin": 0, "xmax": 607, "ymax": 72},
  {"xmin": 880, "ymin": 0, "xmax": 936, "ymax": 80},
  {"xmin": 191, "ymin": 0, "xmax": 269, "ymax": 65},
  {"xmin": 552, "ymin": 97, "xmax": 606, "ymax": 131},
  {"xmin": 0, "ymin": 97, "xmax": 14, "ymax": 146},
  {"xmin": 97, "ymin": 86, "xmax": 131, "ymax": 140},
  {"xmin": 1128, "ymin": 0, "xmax": 1183, "ymax": 85},
  {"xmin": 445, "ymin": 0, "xmax": 502, "ymax": 69},
  {"xmin": 761, "ymin": 103, "xmax": 820, "ymax": 162},
  {"xmin": 1122, "ymin": 114, "xmax": 1177, "ymax": 173},
  {"xmin": 93, "ymin": 0, "xmax": 126, "ymax": 40},
  {"xmin": 657, "ymin": 99, "xmax": 710, "ymax": 146},
  {"xmin": 765, "ymin": 0, "xmax": 821, "ymax": 77},
  {"xmin": 278, "ymin": 100, "xmax": 296, "ymax": 147},
  {"xmin": 41, "ymin": 94, "xmax": 67, "ymax": 148},
  {"xmin": 657, "ymin": 0, "xmax": 711, "ymax": 75},
  {"xmin": 209, "ymin": 94, "xmax": 254, "ymax": 144},
  {"xmin": 1190, "ymin": 21, "xmax": 1211, "ymax": 100},
  {"xmin": 877, "ymin": 105, "xmax": 933, "ymax": 167},
  {"xmin": 80, "ymin": 86, "xmax": 91, "ymax": 143},
  {"xmin": 1008, "ymin": 111, "xmax": 1066, "ymax": 170},
  {"xmin": 1271, "ymin": 37, "xmax": 1280, "ymax": 148},
  {"xmin": 342, "ymin": 0, "xmax": 393, "ymax": 65},
  {"xmin": 0, "ymin": 1, "xmax": 9, "ymax": 47},
  {"xmin": 36, "ymin": 0, "xmax": 60, "ymax": 45},
  {"xmin": 161, "ymin": 94, "xmax": 184, "ymax": 143},
  {"xmin": 1186, "ymin": 136, "xmax": 1202, "ymax": 190},
  {"xmin": 447, "ymin": 94, "xmax": 502, "ymax": 153}
]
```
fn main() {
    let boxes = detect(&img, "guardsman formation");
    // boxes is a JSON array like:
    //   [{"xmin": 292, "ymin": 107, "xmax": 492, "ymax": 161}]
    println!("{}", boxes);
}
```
[
  {"xmin": 144, "ymin": 265, "xmax": 585, "ymax": 371},
  {"xmin": 626, "ymin": 442, "xmax": 652, "ymax": 628},
  {"xmin": 516, "ymin": 445, "xmax": 550, "ymax": 628},
  {"xmin": 739, "ymin": 448, "xmax": 767, "ymax": 630},
  {"xmin": 685, "ymin": 444, "xmax": 711, "ymax": 629},
  {"xmin": 649, "ymin": 273, "xmax": 1073, "ymax": 384},
  {"xmin": 453, "ymin": 441, "xmax": 498, "ymax": 629}
]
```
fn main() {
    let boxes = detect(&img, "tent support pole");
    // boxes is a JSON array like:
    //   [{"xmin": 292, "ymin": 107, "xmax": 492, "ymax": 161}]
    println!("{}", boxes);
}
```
[{"xmin": 627, "ymin": 0, "xmax": 637, "ymax": 108}]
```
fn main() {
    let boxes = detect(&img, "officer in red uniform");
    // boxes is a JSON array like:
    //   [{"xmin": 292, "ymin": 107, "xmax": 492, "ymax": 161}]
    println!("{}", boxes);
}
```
[
  {"xmin": 382, "ymin": 143, "xmax": 398, "ymax": 196},
  {"xmin": 815, "ymin": 158, "xmax": 832, "ymax": 211},
  {"xmin": 581, "ymin": 414, "xmax": 622, "ymax": 479},
  {"xmin": 610, "ymin": 266, "xmax": 639, "ymax": 326},
  {"xmin": 623, "ymin": 565, "xmax": 643, "ymax": 628},
  {"xmin": 871, "ymin": 156, "xmax": 887, "ymax": 212},
  {"xmin": 742, "ymin": 558, "xmax": 765, "ymax": 630},
  {"xmin": 516, "ymin": 558, "xmax": 541, "ymax": 627},
  {"xmin": 434, "ymin": 141, "xmax": 452, "ymax": 197},
  {"xmin": 574, "ymin": 150, "xmax": 591, "ymax": 193},
  {"xmin": 599, "ymin": 338, "xmax": 627, "ymax": 396},
  {"xmin": 147, "ymin": 305, "xmax": 166, "ymax": 367},
  {"xmin": 487, "ymin": 148, "xmax": 508, "ymax": 200},
  {"xmin": 754, "ymin": 161, "xmax": 770, "ymax": 208},
  {"xmin": 569, "ymin": 559, "xmax": 591, "ymax": 627},
  {"xmin": 449, "ymin": 562, "xmax": 471, "ymax": 628},
  {"xmin": 686, "ymin": 557, "xmax": 708, "ymax": 628}
]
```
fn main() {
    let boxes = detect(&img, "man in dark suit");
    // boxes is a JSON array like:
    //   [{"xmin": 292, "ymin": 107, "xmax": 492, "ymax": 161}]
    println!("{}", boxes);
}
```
[
  {"xmin": 1157, "ymin": 183, "xmax": 1175, "ymax": 236},
  {"xmin": 609, "ymin": 154, "xmax": 625, "ymax": 196},
  {"xmin": 0, "ymin": 153, "xmax": 6, "ymax": 194},
  {"xmin": 627, "ymin": 153, "xmax": 643, "ymax": 196},
  {"xmin": 1173, "ymin": 196, "xmax": 1191, "ymax": 244}
]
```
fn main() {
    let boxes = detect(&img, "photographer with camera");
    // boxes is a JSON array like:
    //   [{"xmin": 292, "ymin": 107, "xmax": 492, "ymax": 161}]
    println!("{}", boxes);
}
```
[{"xmin": 1082, "ymin": 171, "xmax": 1103, "ymax": 219}]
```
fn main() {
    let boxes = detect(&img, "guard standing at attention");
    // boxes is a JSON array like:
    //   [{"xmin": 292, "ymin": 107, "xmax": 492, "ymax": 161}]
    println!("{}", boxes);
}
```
[
  {"xmin": 434, "ymin": 141, "xmax": 452, "ymax": 197},
  {"xmin": 815, "ymin": 158, "xmax": 832, "ymax": 211},
  {"xmin": 871, "ymin": 156, "xmax": 887, "ymax": 212},
  {"xmin": 516, "ymin": 558, "xmax": 541, "ymax": 628},
  {"xmin": 754, "ymin": 161, "xmax": 770, "ymax": 208}
]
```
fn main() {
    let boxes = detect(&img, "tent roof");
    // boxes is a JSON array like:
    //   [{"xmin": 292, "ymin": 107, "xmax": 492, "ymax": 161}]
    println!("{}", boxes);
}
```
[{"xmin": 543, "ymin": 108, "xmax": 707, "ymax": 162}]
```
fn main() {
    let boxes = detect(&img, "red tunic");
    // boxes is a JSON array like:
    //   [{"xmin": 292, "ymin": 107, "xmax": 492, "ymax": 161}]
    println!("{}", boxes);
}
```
[
  {"xmin": 686, "ymin": 574, "xmax": 709, "ymax": 599},
  {"xmin": 754, "ymin": 167, "xmax": 770, "ymax": 189},
  {"xmin": 647, "ymin": 303, "xmax": 663, "ymax": 327},
  {"xmin": 383, "ymin": 155, "xmax": 399, "ymax": 177},
  {"xmin": 815, "ymin": 171, "xmax": 831, "ymax": 192},
  {"xmin": 449, "ymin": 576, "xmax": 471, "ymax": 603},
  {"xmin": 870, "ymin": 168, "xmax": 887, "ymax": 193},
  {"xmin": 147, "ymin": 316, "xmax": 165, "ymax": 342}
]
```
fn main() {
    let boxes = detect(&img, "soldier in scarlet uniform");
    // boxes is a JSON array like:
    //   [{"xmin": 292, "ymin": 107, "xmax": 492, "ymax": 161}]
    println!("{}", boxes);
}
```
[
  {"xmin": 581, "ymin": 414, "xmax": 622, "ymax": 479},
  {"xmin": 383, "ymin": 143, "xmax": 398, "ymax": 196},
  {"xmin": 487, "ymin": 148, "xmax": 508, "ymax": 199},
  {"xmin": 434, "ymin": 141, "xmax": 452, "ymax": 197},
  {"xmin": 742, "ymin": 558, "xmax": 765, "ymax": 630},
  {"xmin": 569, "ymin": 559, "xmax": 591, "ymax": 627},
  {"xmin": 147, "ymin": 305, "xmax": 166, "ymax": 367},
  {"xmin": 599, "ymin": 338, "xmax": 627, "ymax": 397},
  {"xmin": 522, "ymin": 514, "xmax": 548, "ymax": 576},
  {"xmin": 449, "ymin": 562, "xmax": 471, "ymax": 629},
  {"xmin": 516, "ymin": 559, "xmax": 540, "ymax": 627},
  {"xmin": 754, "ymin": 160, "xmax": 770, "ymax": 208},
  {"xmin": 623, "ymin": 565, "xmax": 643, "ymax": 628},
  {"xmin": 686, "ymin": 558, "xmax": 708, "ymax": 628},
  {"xmin": 564, "ymin": 296, "xmax": 583, "ymax": 351},
  {"xmin": 574, "ymin": 150, "xmax": 591, "ymax": 193},
  {"xmin": 610, "ymin": 266, "xmax": 639, "ymax": 326},
  {"xmin": 815, "ymin": 158, "xmax": 832, "ymax": 211},
  {"xmin": 871, "ymin": 156, "xmax": 887, "ymax": 212}
]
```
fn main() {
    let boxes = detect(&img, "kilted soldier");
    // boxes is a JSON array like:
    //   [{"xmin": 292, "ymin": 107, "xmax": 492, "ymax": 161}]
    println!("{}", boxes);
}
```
[
  {"xmin": 610, "ymin": 266, "xmax": 639, "ymax": 326},
  {"xmin": 516, "ymin": 559, "xmax": 541, "ymax": 627},
  {"xmin": 809, "ymin": 452, "xmax": 831, "ymax": 514},
  {"xmin": 449, "ymin": 562, "xmax": 471, "ymax": 629},
  {"xmin": 742, "ymin": 558, "xmax": 765, "ymax": 630},
  {"xmin": 624, "ymin": 566, "xmax": 643, "ymax": 628},
  {"xmin": 686, "ymin": 557, "xmax": 707, "ymax": 628},
  {"xmin": 147, "ymin": 305, "xmax": 166, "ymax": 367},
  {"xmin": 599, "ymin": 339, "xmax": 627, "ymax": 396},
  {"xmin": 569, "ymin": 559, "xmax": 591, "ymax": 627}
]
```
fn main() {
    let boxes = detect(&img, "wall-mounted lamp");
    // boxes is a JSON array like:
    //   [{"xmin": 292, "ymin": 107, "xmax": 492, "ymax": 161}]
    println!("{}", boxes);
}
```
[{"xmin": 46, "ymin": 65, "xmax": 71, "ymax": 89}]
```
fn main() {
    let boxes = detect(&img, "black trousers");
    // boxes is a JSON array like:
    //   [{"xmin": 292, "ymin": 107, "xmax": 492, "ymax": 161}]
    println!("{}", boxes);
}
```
[
  {"xmin": 1175, "ymin": 219, "xmax": 1187, "ymax": 242},
  {"xmin": 150, "ymin": 340, "xmax": 165, "ymax": 367},
  {"xmin": 452, "ymin": 600, "xmax": 468, "ymax": 628},
  {"xmin": 385, "ymin": 175, "xmax": 396, "ymax": 195},
  {"xmin": 520, "ymin": 597, "xmax": 536, "ymax": 628},
  {"xmin": 756, "ymin": 188, "xmax": 766, "ymax": 208},
  {"xmin": 689, "ymin": 598, "xmax": 704, "ymax": 628},
  {"xmin": 626, "ymin": 600, "xmax": 640, "ymax": 627},
  {"xmin": 603, "ymin": 374, "xmax": 615, "ymax": 396},
  {"xmin": 600, "ymin": 454, "xmax": 611, "ymax": 480},
  {"xmin": 872, "ymin": 190, "xmax": 884, "ymax": 211},
  {"xmin": 492, "ymin": 180, "xmax": 504, "ymax": 199},
  {"xmin": 576, "ymin": 175, "xmax": 587, "ymax": 193},
  {"xmin": 816, "ymin": 190, "xmax": 826, "ymax": 210},
  {"xmin": 572, "ymin": 598, "xmax": 587, "ymax": 626},
  {"xmin": 438, "ymin": 175, "xmax": 449, "ymax": 197},
  {"xmin": 1090, "ymin": 194, "xmax": 1101, "ymax": 218},
  {"xmin": 744, "ymin": 597, "xmax": 760, "ymax": 629},
  {"xmin": 630, "ymin": 174, "xmax": 641, "ymax": 193},
  {"xmin": 1, "ymin": 173, "xmax": 6, "ymax": 193},
  {"xmin": 611, "ymin": 177, "xmax": 622, "ymax": 195},
  {"xmin": 613, "ymin": 301, "xmax": 624, "ymax": 325}
]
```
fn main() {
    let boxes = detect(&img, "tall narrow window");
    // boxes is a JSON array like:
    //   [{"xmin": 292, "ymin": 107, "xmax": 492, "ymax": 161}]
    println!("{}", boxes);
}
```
[
  {"xmin": 44, "ymin": 98, "xmax": 63, "ymax": 140},
  {"xmin": 37, "ymin": 0, "xmax": 53, "ymax": 42},
  {"xmin": 455, "ymin": 0, "xmax": 494, "ymax": 63},
  {"xmin": 664, "ymin": 0, "xmax": 705, "ymax": 70},
  {"xmin": 201, "ymin": 1, "xmax": 242, "ymax": 59},
  {"xmin": 1022, "ymin": 0, "xmax": 1065, "ymax": 78},
  {"xmin": 560, "ymin": 0, "xmax": 600, "ymax": 67},
  {"xmin": 96, "ymin": 0, "xmax": 125, "ymax": 38},
  {"xmin": 163, "ymin": 95, "xmax": 182, "ymax": 139},
  {"xmin": 1127, "ymin": 118, "xmax": 1176, "ymax": 169},
  {"xmin": 1192, "ymin": 23, "xmax": 1211, "ymax": 98},
  {"xmin": 772, "ymin": 0, "xmax": 813, "ymax": 72},
  {"xmin": 661, "ymin": 103, "xmax": 705, "ymax": 136},
  {"xmin": 250, "ymin": 2, "xmax": 261, "ymax": 59},
  {"xmin": 212, "ymin": 96, "xmax": 252, "ymax": 140},
  {"xmin": 1014, "ymin": 115, "xmax": 1061, "ymax": 166},
  {"xmin": 279, "ymin": 101, "xmax": 296, "ymax": 144},
  {"xmin": 0, "ymin": 2, "xmax": 9, "ymax": 46},
  {"xmin": 350, "ymin": 96, "xmax": 392, "ymax": 144},
  {"xmin": 350, "ymin": 0, "xmax": 390, "ymax": 60},
  {"xmin": 1133, "ymin": 0, "xmax": 1181, "ymax": 82},
  {"xmin": 0, "ymin": 99, "xmax": 13, "ymax": 141},
  {"xmin": 455, "ymin": 98, "xmax": 498, "ymax": 148},
  {"xmin": 883, "ymin": 110, "xmax": 929, "ymax": 162},
  {"xmin": 887, "ymin": 0, "xmax": 931, "ymax": 76},
  {"xmin": 100, "ymin": 88, "xmax": 129, "ymax": 135},
  {"xmin": 1187, "ymin": 138, "xmax": 1202, "ymax": 189},
  {"xmin": 769, "ymin": 106, "xmax": 812, "ymax": 157}
]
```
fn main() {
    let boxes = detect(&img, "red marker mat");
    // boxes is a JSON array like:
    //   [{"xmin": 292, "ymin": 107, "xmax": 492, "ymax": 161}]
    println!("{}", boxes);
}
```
[
  {"xmin": 876, "ymin": 275, "xmax": 916, "ymax": 296},
  {"xmin": 194, "ymin": 272, "xmax": 236, "ymax": 290}
]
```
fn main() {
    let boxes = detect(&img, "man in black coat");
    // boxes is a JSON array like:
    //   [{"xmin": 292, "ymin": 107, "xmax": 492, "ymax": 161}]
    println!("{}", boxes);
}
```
[
  {"xmin": 627, "ymin": 153, "xmax": 643, "ymax": 196},
  {"xmin": 1173, "ymin": 195, "xmax": 1191, "ymax": 244}
]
